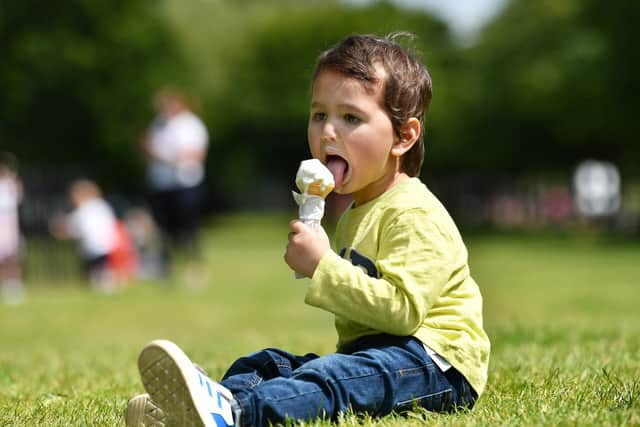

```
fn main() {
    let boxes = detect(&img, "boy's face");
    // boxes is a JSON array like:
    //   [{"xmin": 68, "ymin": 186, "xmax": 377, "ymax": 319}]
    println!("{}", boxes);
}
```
[{"xmin": 308, "ymin": 68, "xmax": 400, "ymax": 205}]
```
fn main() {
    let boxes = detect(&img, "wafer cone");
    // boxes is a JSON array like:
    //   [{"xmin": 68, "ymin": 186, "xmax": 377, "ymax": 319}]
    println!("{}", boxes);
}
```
[{"xmin": 307, "ymin": 180, "xmax": 334, "ymax": 199}]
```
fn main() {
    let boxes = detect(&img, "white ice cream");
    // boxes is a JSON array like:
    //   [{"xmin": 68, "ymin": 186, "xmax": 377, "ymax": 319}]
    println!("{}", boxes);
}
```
[{"xmin": 295, "ymin": 159, "xmax": 335, "ymax": 197}]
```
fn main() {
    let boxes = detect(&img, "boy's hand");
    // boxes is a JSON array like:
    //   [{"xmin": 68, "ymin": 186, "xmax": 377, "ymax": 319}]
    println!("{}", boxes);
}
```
[{"xmin": 284, "ymin": 219, "xmax": 330, "ymax": 278}]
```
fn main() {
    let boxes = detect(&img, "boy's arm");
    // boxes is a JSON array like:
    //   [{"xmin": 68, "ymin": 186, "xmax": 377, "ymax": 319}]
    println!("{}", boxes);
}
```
[{"xmin": 305, "ymin": 210, "xmax": 454, "ymax": 336}]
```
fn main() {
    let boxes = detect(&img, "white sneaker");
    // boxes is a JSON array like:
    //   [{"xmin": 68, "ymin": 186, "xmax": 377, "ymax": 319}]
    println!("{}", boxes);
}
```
[
  {"xmin": 138, "ymin": 339, "xmax": 235, "ymax": 427},
  {"xmin": 125, "ymin": 365, "xmax": 210, "ymax": 427},
  {"xmin": 125, "ymin": 393, "xmax": 167, "ymax": 427}
]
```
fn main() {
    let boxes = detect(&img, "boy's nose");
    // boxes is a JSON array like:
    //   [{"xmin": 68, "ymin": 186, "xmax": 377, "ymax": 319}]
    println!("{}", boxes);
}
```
[{"xmin": 321, "ymin": 121, "xmax": 337, "ymax": 142}]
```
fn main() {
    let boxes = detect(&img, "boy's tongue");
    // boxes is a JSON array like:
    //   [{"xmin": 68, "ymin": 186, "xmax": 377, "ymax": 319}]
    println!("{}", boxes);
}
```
[{"xmin": 326, "ymin": 157, "xmax": 347, "ymax": 188}]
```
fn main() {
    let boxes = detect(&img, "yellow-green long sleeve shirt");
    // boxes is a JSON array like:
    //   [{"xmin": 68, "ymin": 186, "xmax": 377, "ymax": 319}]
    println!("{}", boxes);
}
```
[{"xmin": 305, "ymin": 177, "xmax": 490, "ymax": 395}]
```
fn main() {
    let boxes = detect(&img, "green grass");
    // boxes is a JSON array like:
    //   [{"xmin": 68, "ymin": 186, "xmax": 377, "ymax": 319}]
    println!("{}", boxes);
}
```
[{"xmin": 1, "ymin": 214, "xmax": 639, "ymax": 426}]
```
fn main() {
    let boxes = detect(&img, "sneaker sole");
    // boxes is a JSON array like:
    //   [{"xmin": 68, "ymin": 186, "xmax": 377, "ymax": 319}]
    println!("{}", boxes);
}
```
[
  {"xmin": 138, "ymin": 340, "xmax": 217, "ymax": 427},
  {"xmin": 125, "ymin": 394, "xmax": 166, "ymax": 427}
]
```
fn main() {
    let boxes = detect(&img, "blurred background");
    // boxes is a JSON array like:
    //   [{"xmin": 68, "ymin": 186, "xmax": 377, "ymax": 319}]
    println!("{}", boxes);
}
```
[{"xmin": 1, "ymin": 0, "xmax": 639, "ymax": 287}]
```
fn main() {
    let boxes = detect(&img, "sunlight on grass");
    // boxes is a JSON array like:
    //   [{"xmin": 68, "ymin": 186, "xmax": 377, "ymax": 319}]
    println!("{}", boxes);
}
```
[{"xmin": 1, "ymin": 214, "xmax": 639, "ymax": 426}]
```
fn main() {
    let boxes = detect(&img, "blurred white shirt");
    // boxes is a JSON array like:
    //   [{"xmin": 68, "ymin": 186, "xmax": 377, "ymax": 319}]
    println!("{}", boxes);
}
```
[
  {"xmin": 0, "ymin": 177, "xmax": 21, "ymax": 260},
  {"xmin": 67, "ymin": 198, "xmax": 117, "ymax": 259},
  {"xmin": 147, "ymin": 111, "xmax": 209, "ymax": 191}
]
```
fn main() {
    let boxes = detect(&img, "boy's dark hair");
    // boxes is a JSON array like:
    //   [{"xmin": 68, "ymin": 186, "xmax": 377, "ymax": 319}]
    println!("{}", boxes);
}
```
[{"xmin": 312, "ymin": 33, "xmax": 433, "ymax": 177}]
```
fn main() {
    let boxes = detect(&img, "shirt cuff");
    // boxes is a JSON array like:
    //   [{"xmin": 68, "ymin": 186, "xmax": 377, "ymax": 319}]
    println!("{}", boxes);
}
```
[{"xmin": 305, "ymin": 250, "xmax": 343, "ymax": 305}]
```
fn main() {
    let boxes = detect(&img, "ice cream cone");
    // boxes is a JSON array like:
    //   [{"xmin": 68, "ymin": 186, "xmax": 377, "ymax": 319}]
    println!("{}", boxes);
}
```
[
  {"xmin": 292, "ymin": 159, "xmax": 335, "ymax": 279},
  {"xmin": 307, "ymin": 180, "xmax": 334, "ymax": 199}
]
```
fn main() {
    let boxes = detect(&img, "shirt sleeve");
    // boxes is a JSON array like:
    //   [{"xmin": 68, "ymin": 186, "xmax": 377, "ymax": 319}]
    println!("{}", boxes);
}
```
[{"xmin": 305, "ymin": 208, "xmax": 454, "ymax": 336}]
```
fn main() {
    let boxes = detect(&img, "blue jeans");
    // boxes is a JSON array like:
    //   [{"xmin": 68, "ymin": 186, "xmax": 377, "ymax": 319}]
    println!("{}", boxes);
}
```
[{"xmin": 220, "ymin": 334, "xmax": 476, "ymax": 427}]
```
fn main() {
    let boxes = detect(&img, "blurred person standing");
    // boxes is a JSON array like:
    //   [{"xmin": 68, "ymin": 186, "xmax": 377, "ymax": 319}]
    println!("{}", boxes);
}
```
[
  {"xmin": 0, "ymin": 152, "xmax": 25, "ymax": 305},
  {"xmin": 123, "ymin": 206, "xmax": 166, "ymax": 280},
  {"xmin": 49, "ymin": 179, "xmax": 136, "ymax": 292},
  {"xmin": 143, "ymin": 88, "xmax": 209, "ymax": 272}
]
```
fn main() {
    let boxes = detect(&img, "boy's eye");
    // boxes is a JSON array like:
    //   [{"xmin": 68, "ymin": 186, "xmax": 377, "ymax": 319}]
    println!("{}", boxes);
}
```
[
  {"xmin": 312, "ymin": 112, "xmax": 326, "ymax": 121},
  {"xmin": 344, "ymin": 114, "xmax": 361, "ymax": 124}
]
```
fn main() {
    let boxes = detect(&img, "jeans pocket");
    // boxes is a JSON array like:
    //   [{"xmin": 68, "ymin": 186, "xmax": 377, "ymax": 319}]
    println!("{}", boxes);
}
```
[{"xmin": 394, "ymin": 388, "xmax": 453, "ymax": 413}]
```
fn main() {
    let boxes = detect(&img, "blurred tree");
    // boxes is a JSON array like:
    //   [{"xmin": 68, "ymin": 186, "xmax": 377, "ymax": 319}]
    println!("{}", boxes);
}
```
[
  {"xmin": 0, "ymin": 0, "xmax": 186, "ymax": 189},
  {"xmin": 437, "ymin": 0, "xmax": 640, "ymax": 177},
  {"xmin": 4, "ymin": 0, "xmax": 637, "ymax": 211}
]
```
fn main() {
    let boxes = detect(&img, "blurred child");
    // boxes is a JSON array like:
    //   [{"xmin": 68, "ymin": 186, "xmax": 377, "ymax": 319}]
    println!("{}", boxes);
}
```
[
  {"xmin": 50, "ymin": 179, "xmax": 136, "ymax": 291},
  {"xmin": 0, "ymin": 152, "xmax": 25, "ymax": 305},
  {"xmin": 126, "ymin": 33, "xmax": 490, "ymax": 426}
]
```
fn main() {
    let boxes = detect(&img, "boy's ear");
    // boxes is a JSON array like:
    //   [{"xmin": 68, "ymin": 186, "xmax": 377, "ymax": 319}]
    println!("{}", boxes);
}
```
[{"xmin": 391, "ymin": 117, "xmax": 421, "ymax": 157}]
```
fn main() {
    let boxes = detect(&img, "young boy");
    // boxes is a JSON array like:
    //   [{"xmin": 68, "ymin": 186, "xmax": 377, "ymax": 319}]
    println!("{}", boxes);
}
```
[
  {"xmin": 126, "ymin": 33, "xmax": 490, "ymax": 427},
  {"xmin": 50, "ymin": 179, "xmax": 136, "ymax": 290}
]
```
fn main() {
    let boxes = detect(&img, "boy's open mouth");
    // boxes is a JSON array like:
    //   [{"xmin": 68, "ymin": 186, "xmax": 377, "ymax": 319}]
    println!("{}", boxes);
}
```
[{"xmin": 325, "ymin": 155, "xmax": 348, "ymax": 189}]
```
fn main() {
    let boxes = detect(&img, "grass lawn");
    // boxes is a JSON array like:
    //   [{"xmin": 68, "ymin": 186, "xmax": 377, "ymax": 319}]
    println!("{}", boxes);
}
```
[{"xmin": 1, "ymin": 214, "xmax": 639, "ymax": 426}]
